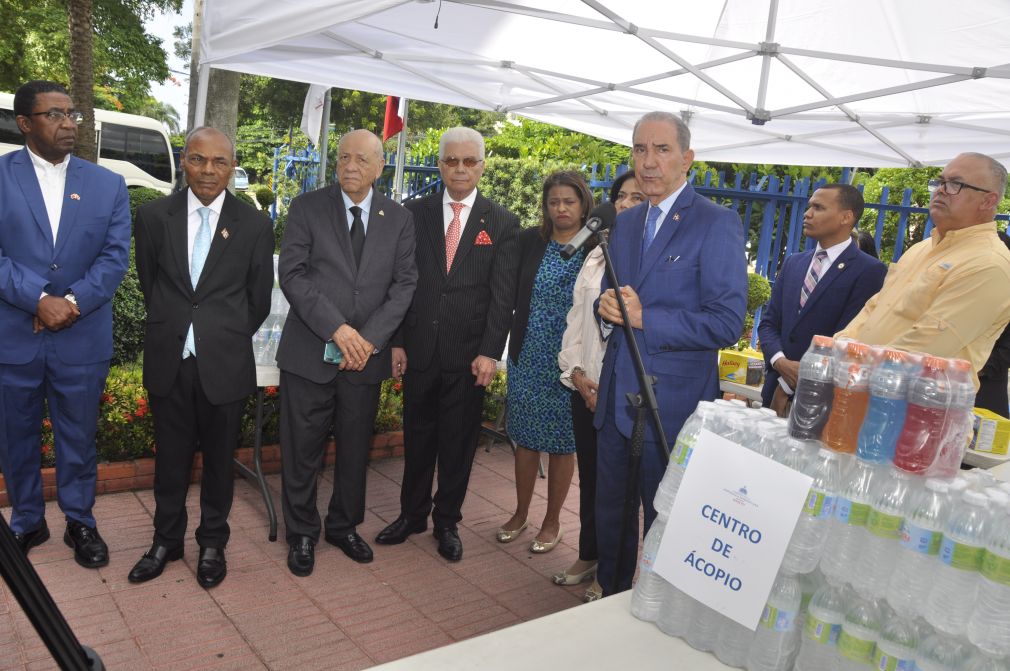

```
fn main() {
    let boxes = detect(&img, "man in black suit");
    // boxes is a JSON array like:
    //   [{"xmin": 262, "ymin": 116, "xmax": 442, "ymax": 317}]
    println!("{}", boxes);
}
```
[
  {"xmin": 131, "ymin": 126, "xmax": 274, "ymax": 588},
  {"xmin": 277, "ymin": 129, "xmax": 417, "ymax": 576},
  {"xmin": 375, "ymin": 127, "xmax": 519, "ymax": 561}
]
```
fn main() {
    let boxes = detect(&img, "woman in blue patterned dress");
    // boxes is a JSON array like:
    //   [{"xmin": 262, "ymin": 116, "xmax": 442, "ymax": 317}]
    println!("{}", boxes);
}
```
[{"xmin": 496, "ymin": 171, "xmax": 594, "ymax": 553}]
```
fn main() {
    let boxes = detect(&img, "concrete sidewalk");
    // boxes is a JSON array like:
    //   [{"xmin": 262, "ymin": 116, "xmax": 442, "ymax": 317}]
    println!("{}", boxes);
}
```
[{"xmin": 1, "ymin": 441, "xmax": 607, "ymax": 670}]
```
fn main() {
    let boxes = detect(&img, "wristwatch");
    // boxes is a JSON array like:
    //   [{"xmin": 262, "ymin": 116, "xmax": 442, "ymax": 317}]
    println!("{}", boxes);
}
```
[{"xmin": 63, "ymin": 290, "xmax": 77, "ymax": 306}]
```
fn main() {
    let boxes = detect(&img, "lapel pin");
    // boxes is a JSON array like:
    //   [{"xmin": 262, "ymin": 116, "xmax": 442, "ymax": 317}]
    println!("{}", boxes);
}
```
[
  {"xmin": 672, "ymin": 213, "xmax": 680, "ymax": 221},
  {"xmin": 838, "ymin": 262, "xmax": 845, "ymax": 269},
  {"xmin": 480, "ymin": 218, "xmax": 485, "ymax": 224},
  {"xmin": 378, "ymin": 209, "xmax": 385, "ymax": 216},
  {"xmin": 221, "ymin": 228, "xmax": 230, "ymax": 240},
  {"xmin": 70, "ymin": 193, "xmax": 80, "ymax": 200}
]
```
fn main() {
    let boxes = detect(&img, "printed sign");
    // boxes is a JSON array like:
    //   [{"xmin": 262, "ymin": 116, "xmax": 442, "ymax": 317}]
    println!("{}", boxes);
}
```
[{"xmin": 654, "ymin": 428, "xmax": 813, "ymax": 629}]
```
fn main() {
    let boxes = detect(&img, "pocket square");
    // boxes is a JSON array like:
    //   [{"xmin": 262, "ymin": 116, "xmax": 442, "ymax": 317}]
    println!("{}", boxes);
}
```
[{"xmin": 475, "ymin": 230, "xmax": 493, "ymax": 245}]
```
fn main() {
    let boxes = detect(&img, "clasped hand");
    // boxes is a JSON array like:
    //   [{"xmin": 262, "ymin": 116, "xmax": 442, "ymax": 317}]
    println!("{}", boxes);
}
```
[
  {"xmin": 598, "ymin": 286, "xmax": 643, "ymax": 329},
  {"xmin": 333, "ymin": 323, "xmax": 375, "ymax": 372},
  {"xmin": 35, "ymin": 295, "xmax": 80, "ymax": 333}
]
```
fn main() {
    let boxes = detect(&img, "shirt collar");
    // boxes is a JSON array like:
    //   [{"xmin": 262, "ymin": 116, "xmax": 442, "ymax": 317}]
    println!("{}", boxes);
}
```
[
  {"xmin": 26, "ymin": 145, "xmax": 70, "ymax": 175},
  {"xmin": 815, "ymin": 237, "xmax": 851, "ymax": 263},
  {"xmin": 650, "ymin": 181, "xmax": 689, "ymax": 219},
  {"xmin": 443, "ymin": 189, "xmax": 478, "ymax": 209},
  {"xmin": 187, "ymin": 188, "xmax": 226, "ymax": 217},
  {"xmin": 930, "ymin": 221, "xmax": 997, "ymax": 246},
  {"xmin": 342, "ymin": 188, "xmax": 373, "ymax": 216}
]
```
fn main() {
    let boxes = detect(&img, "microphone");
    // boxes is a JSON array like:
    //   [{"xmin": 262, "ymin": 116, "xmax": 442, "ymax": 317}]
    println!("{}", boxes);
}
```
[{"xmin": 560, "ymin": 201, "xmax": 617, "ymax": 260}]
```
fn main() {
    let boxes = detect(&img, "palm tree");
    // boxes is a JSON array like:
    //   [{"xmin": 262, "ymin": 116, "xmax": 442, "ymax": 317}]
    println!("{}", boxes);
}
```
[
  {"xmin": 138, "ymin": 98, "xmax": 181, "ymax": 134},
  {"xmin": 67, "ymin": 0, "xmax": 97, "ymax": 162}
]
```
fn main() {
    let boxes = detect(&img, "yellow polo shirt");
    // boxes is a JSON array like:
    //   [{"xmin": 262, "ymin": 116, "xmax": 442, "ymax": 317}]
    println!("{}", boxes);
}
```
[{"xmin": 836, "ymin": 222, "xmax": 1010, "ymax": 389}]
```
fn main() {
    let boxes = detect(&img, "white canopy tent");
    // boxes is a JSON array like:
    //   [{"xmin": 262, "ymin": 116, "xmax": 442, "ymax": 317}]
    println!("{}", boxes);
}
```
[{"xmin": 198, "ymin": 0, "xmax": 1010, "ymax": 168}]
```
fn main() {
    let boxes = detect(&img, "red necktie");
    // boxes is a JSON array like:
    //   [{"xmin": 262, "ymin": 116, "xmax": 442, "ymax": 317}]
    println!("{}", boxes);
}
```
[{"xmin": 446, "ymin": 202, "xmax": 464, "ymax": 273}]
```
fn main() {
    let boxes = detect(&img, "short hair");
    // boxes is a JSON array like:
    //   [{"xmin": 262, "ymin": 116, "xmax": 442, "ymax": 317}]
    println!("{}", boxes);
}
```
[
  {"xmin": 13, "ymin": 80, "xmax": 69, "ymax": 119},
  {"xmin": 633, "ymin": 111, "xmax": 691, "ymax": 153},
  {"xmin": 439, "ymin": 127, "xmax": 485, "ymax": 160},
  {"xmin": 818, "ymin": 183, "xmax": 864, "ymax": 224},
  {"xmin": 960, "ymin": 152, "xmax": 1008, "ymax": 201},
  {"xmin": 539, "ymin": 171, "xmax": 594, "ymax": 243},
  {"xmin": 183, "ymin": 126, "xmax": 236, "ymax": 159},
  {"xmin": 608, "ymin": 170, "xmax": 637, "ymax": 203},
  {"xmin": 338, "ymin": 129, "xmax": 383, "ymax": 161}
]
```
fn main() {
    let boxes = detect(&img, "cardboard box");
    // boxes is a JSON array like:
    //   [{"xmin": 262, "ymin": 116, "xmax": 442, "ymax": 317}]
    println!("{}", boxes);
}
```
[
  {"xmin": 719, "ymin": 349, "xmax": 764, "ymax": 386},
  {"xmin": 971, "ymin": 408, "xmax": 1010, "ymax": 455}
]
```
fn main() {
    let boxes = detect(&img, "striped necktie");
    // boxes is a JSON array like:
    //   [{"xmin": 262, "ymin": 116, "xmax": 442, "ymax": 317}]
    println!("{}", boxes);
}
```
[{"xmin": 799, "ymin": 249, "xmax": 828, "ymax": 309}]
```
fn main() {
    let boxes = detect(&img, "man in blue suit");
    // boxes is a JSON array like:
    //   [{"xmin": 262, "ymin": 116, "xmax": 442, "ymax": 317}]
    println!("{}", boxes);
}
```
[
  {"xmin": 758, "ymin": 184, "xmax": 887, "ymax": 414},
  {"xmin": 0, "ymin": 81, "xmax": 131, "ymax": 567},
  {"xmin": 596, "ymin": 111, "xmax": 748, "ymax": 594}
]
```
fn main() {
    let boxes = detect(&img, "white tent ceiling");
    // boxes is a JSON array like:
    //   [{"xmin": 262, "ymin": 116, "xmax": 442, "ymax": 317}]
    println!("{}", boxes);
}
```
[{"xmin": 199, "ymin": 0, "xmax": 1010, "ymax": 168}]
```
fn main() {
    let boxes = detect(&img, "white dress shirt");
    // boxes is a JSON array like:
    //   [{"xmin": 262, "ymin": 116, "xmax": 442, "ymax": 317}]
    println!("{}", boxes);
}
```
[
  {"xmin": 643, "ymin": 181, "xmax": 688, "ymax": 242},
  {"xmin": 27, "ymin": 145, "xmax": 69, "ymax": 244},
  {"xmin": 186, "ymin": 188, "xmax": 224, "ymax": 264},
  {"xmin": 442, "ymin": 188, "xmax": 477, "ymax": 234},
  {"xmin": 341, "ymin": 188, "xmax": 374, "ymax": 233}
]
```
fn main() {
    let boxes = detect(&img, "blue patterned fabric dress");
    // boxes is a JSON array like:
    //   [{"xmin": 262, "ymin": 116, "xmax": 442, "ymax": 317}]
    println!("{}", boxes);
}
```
[{"xmin": 507, "ymin": 241, "xmax": 585, "ymax": 454}]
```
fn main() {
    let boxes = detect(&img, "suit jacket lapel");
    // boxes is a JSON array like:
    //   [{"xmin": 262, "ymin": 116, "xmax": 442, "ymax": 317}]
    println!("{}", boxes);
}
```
[
  {"xmin": 195, "ymin": 193, "xmax": 237, "ymax": 290},
  {"xmin": 448, "ymin": 192, "xmax": 489, "ymax": 279},
  {"xmin": 166, "ymin": 191, "xmax": 193, "ymax": 292},
  {"xmin": 635, "ymin": 186, "xmax": 693, "ymax": 286},
  {"xmin": 797, "ymin": 242, "xmax": 857, "ymax": 319},
  {"xmin": 12, "ymin": 148, "xmax": 54, "ymax": 246},
  {"xmin": 422, "ymin": 195, "xmax": 447, "ymax": 276},
  {"xmin": 53, "ymin": 157, "xmax": 84, "ymax": 257},
  {"xmin": 359, "ymin": 193, "xmax": 388, "ymax": 275}
]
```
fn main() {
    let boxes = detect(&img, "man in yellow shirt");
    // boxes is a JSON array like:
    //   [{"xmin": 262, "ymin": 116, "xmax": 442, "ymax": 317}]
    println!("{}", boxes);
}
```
[{"xmin": 836, "ymin": 152, "xmax": 1010, "ymax": 387}]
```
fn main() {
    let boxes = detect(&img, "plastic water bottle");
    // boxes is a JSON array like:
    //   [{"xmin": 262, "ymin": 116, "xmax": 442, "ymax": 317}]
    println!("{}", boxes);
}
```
[
  {"xmin": 715, "ymin": 616, "xmax": 756, "ymax": 668},
  {"xmin": 916, "ymin": 627, "xmax": 967, "ymax": 671},
  {"xmin": 966, "ymin": 501, "xmax": 1010, "ymax": 656},
  {"xmin": 654, "ymin": 583, "xmax": 697, "ymax": 639},
  {"xmin": 964, "ymin": 648, "xmax": 1010, "ymax": 671},
  {"xmin": 887, "ymin": 478, "xmax": 951, "ymax": 618},
  {"xmin": 822, "ymin": 341, "xmax": 874, "ymax": 454},
  {"xmin": 798, "ymin": 568, "xmax": 824, "ymax": 616},
  {"xmin": 821, "ymin": 458, "xmax": 881, "ymax": 586},
  {"xmin": 746, "ymin": 570, "xmax": 802, "ymax": 671},
  {"xmin": 788, "ymin": 335, "xmax": 836, "ymax": 440},
  {"xmin": 265, "ymin": 320, "xmax": 283, "ymax": 363},
  {"xmin": 782, "ymin": 448, "xmax": 841, "ymax": 574},
  {"xmin": 857, "ymin": 348, "xmax": 910, "ymax": 463},
  {"xmin": 837, "ymin": 593, "xmax": 883, "ymax": 671},
  {"xmin": 252, "ymin": 323, "xmax": 270, "ymax": 364},
  {"xmin": 630, "ymin": 516, "xmax": 668, "ymax": 622},
  {"xmin": 874, "ymin": 608, "xmax": 919, "ymax": 671},
  {"xmin": 852, "ymin": 466, "xmax": 913, "ymax": 597},
  {"xmin": 795, "ymin": 581, "xmax": 849, "ymax": 671},
  {"xmin": 686, "ymin": 603, "xmax": 733, "ymax": 653},
  {"xmin": 924, "ymin": 489, "xmax": 991, "ymax": 636},
  {"xmin": 927, "ymin": 359, "xmax": 975, "ymax": 478},
  {"xmin": 653, "ymin": 402, "xmax": 715, "ymax": 517},
  {"xmin": 894, "ymin": 356, "xmax": 951, "ymax": 473}
]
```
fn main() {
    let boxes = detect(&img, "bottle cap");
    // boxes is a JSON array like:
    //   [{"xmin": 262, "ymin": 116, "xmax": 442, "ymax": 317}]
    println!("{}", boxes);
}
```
[
  {"xmin": 923, "ymin": 355, "xmax": 948, "ymax": 370},
  {"xmin": 985, "ymin": 488, "xmax": 1010, "ymax": 507},
  {"xmin": 963, "ymin": 490, "xmax": 988, "ymax": 506},
  {"xmin": 883, "ymin": 348, "xmax": 907, "ymax": 362},
  {"xmin": 846, "ymin": 342, "xmax": 870, "ymax": 357},
  {"xmin": 812, "ymin": 335, "xmax": 834, "ymax": 348},
  {"xmin": 925, "ymin": 478, "xmax": 950, "ymax": 494},
  {"xmin": 950, "ymin": 358, "xmax": 972, "ymax": 373}
]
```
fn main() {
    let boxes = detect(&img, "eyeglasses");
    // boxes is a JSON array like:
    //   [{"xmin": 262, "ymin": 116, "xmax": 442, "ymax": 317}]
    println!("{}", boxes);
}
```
[
  {"xmin": 30, "ymin": 109, "xmax": 84, "ymax": 124},
  {"xmin": 927, "ymin": 178, "xmax": 991, "ymax": 196},
  {"xmin": 184, "ymin": 154, "xmax": 232, "ymax": 170},
  {"xmin": 440, "ymin": 156, "xmax": 483, "ymax": 168}
]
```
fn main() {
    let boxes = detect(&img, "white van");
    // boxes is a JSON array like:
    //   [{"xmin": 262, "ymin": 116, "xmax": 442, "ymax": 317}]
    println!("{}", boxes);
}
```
[{"xmin": 0, "ymin": 92, "xmax": 176, "ymax": 194}]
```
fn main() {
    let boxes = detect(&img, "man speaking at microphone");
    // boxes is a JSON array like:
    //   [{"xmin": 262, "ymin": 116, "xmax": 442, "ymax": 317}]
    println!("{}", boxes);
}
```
[{"xmin": 595, "ymin": 111, "xmax": 748, "ymax": 594}]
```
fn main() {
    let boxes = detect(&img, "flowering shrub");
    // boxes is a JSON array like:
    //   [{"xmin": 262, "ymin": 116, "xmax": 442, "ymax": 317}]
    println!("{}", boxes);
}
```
[
  {"xmin": 95, "ymin": 363, "xmax": 156, "ymax": 463},
  {"xmin": 374, "ymin": 378, "xmax": 404, "ymax": 433}
]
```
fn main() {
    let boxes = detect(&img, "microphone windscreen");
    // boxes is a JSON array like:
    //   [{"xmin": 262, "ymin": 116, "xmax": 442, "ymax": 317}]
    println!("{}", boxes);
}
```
[{"xmin": 590, "ymin": 201, "xmax": 617, "ymax": 230}]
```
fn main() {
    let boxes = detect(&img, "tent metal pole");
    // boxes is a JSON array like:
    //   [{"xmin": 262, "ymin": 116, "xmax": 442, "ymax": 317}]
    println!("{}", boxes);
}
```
[
  {"xmin": 194, "ymin": 64, "xmax": 210, "ymax": 128},
  {"xmin": 318, "ymin": 88, "xmax": 332, "ymax": 187},
  {"xmin": 755, "ymin": 0, "xmax": 778, "ymax": 111},
  {"xmin": 392, "ymin": 99, "xmax": 409, "ymax": 203}
]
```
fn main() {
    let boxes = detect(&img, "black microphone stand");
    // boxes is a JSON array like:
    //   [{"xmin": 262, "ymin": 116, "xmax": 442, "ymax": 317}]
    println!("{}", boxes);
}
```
[
  {"xmin": 0, "ymin": 513, "xmax": 104, "ymax": 670},
  {"xmin": 595, "ymin": 229, "xmax": 671, "ymax": 596}
]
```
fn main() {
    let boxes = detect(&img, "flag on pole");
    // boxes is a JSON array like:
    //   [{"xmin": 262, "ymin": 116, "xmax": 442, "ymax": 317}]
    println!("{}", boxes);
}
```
[
  {"xmin": 383, "ymin": 96, "xmax": 404, "ymax": 141},
  {"xmin": 300, "ymin": 84, "xmax": 329, "ymax": 146}
]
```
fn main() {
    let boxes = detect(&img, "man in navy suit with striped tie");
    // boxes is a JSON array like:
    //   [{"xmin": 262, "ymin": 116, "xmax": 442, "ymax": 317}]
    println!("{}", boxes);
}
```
[{"xmin": 758, "ymin": 184, "xmax": 887, "ymax": 414}]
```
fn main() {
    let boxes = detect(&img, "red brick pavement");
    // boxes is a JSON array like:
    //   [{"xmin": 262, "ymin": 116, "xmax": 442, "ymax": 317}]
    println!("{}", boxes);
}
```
[{"xmin": 0, "ymin": 441, "xmax": 637, "ymax": 670}]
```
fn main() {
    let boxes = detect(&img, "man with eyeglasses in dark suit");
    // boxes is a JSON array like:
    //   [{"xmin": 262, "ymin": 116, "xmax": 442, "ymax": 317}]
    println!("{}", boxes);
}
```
[
  {"xmin": 375, "ymin": 127, "xmax": 519, "ymax": 561},
  {"xmin": 0, "ymin": 80, "xmax": 130, "ymax": 568}
]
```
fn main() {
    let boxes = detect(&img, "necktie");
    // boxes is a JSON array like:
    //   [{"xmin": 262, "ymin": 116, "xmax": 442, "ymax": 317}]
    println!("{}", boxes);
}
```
[
  {"xmin": 642, "ymin": 205, "xmax": 662, "ymax": 255},
  {"xmin": 799, "ymin": 249, "xmax": 828, "ymax": 309},
  {"xmin": 184, "ymin": 206, "xmax": 212, "ymax": 358},
  {"xmin": 446, "ymin": 202, "xmax": 464, "ymax": 273},
  {"xmin": 349, "ymin": 205, "xmax": 365, "ymax": 267}
]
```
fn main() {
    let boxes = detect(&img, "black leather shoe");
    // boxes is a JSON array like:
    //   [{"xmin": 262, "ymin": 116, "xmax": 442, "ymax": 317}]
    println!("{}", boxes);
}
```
[
  {"xmin": 13, "ymin": 520, "xmax": 50, "ymax": 555},
  {"xmin": 287, "ymin": 537, "xmax": 315, "ymax": 577},
  {"xmin": 375, "ymin": 517, "xmax": 427, "ymax": 545},
  {"xmin": 64, "ymin": 521, "xmax": 109, "ymax": 568},
  {"xmin": 434, "ymin": 527, "xmax": 463, "ymax": 562},
  {"xmin": 324, "ymin": 531, "xmax": 373, "ymax": 563},
  {"xmin": 197, "ymin": 547, "xmax": 227, "ymax": 589},
  {"xmin": 128, "ymin": 544, "xmax": 184, "ymax": 583}
]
